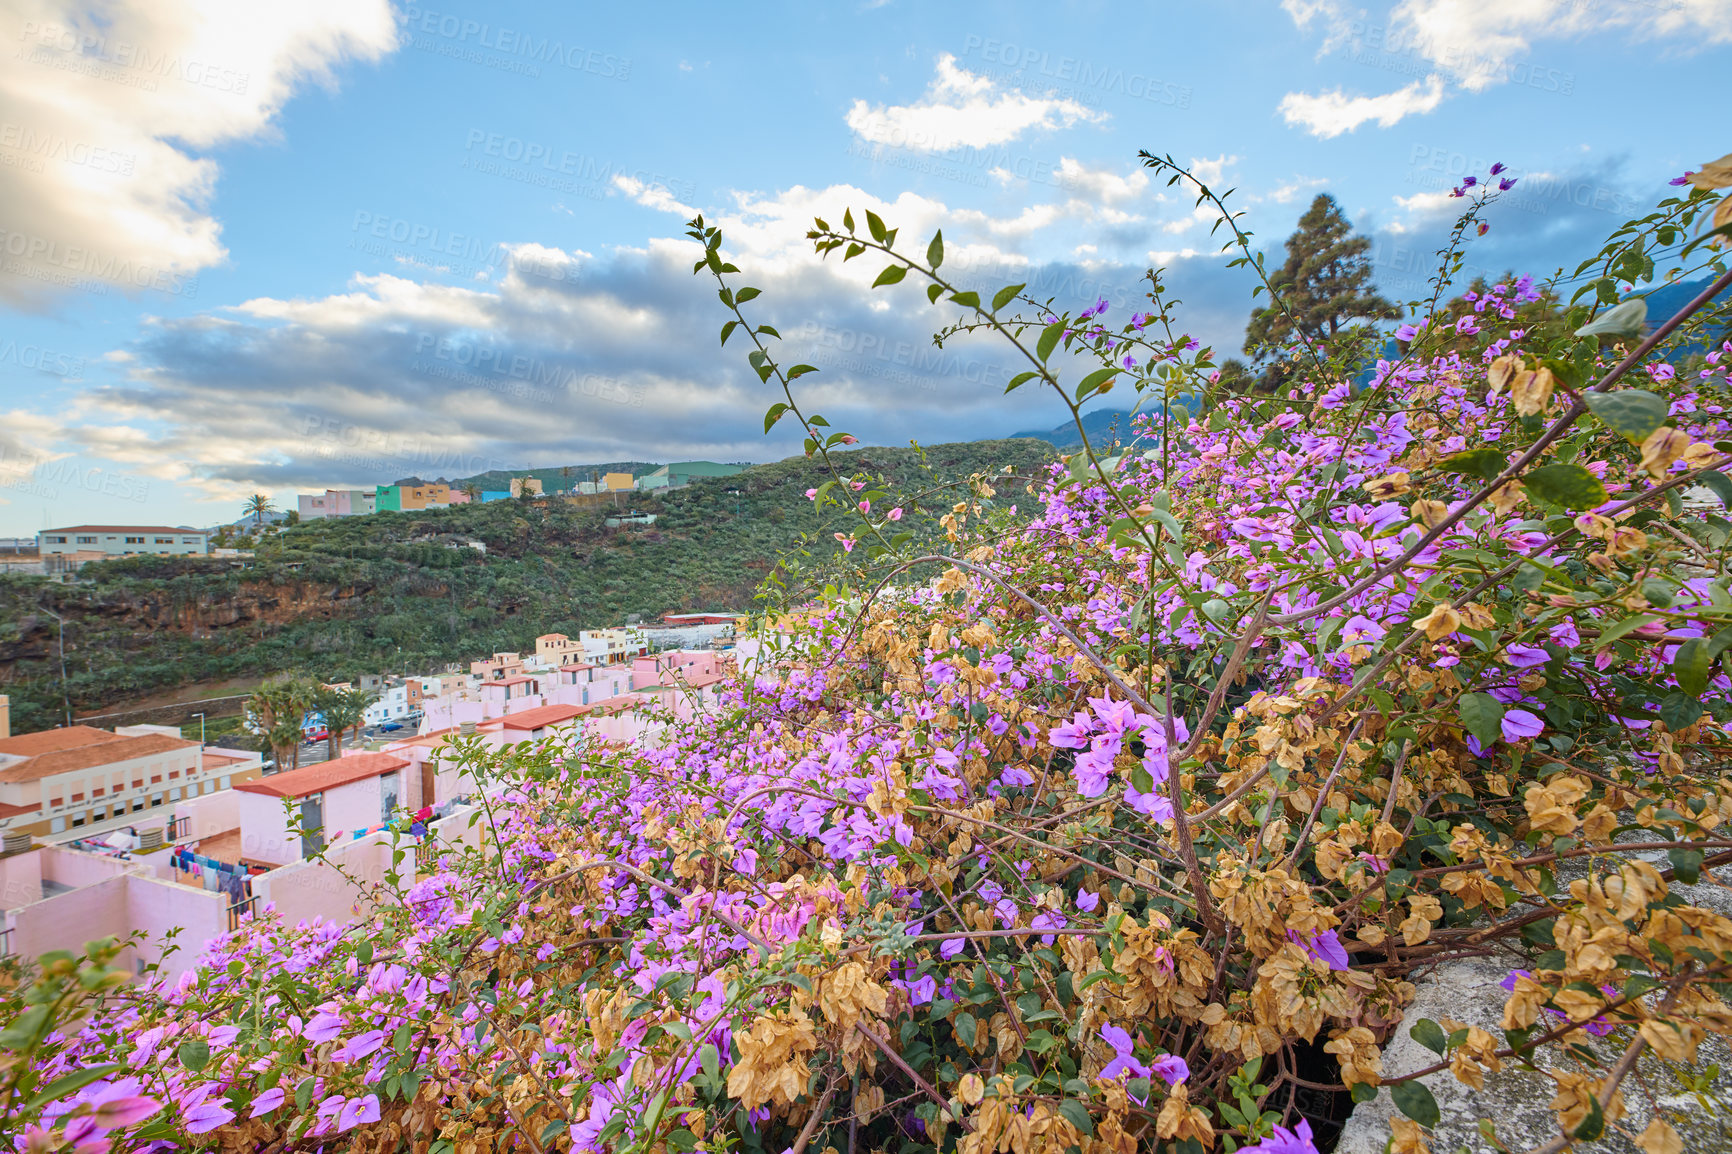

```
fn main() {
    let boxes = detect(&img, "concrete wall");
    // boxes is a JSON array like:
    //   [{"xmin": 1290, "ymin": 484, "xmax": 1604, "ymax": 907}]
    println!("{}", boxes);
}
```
[
  {"xmin": 124, "ymin": 874, "xmax": 227, "ymax": 980},
  {"xmin": 0, "ymin": 850, "xmax": 43, "ymax": 911},
  {"xmin": 173, "ymin": 789, "xmax": 241, "ymax": 840},
  {"xmin": 6, "ymin": 873, "xmax": 131, "ymax": 961},
  {"xmin": 238, "ymin": 791, "xmax": 299, "ymax": 865}
]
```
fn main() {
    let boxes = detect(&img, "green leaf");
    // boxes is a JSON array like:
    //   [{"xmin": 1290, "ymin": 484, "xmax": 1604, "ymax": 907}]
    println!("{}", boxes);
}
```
[
  {"xmin": 1076, "ymin": 367, "xmax": 1119, "ymax": 401},
  {"xmin": 1669, "ymin": 847, "xmax": 1705, "ymax": 885},
  {"xmin": 700, "ymin": 1043, "xmax": 720, "ymax": 1081},
  {"xmin": 1575, "ymin": 297, "xmax": 1648, "ymax": 339},
  {"xmin": 25, "ymin": 1063, "xmax": 123, "ymax": 1108},
  {"xmin": 1583, "ymin": 389, "xmax": 1669, "ymax": 445},
  {"xmin": 1350, "ymin": 1082, "xmax": 1378, "ymax": 1104},
  {"xmin": 735, "ymin": 287, "xmax": 761, "ymax": 304},
  {"xmin": 1409, "ymin": 1019, "xmax": 1448, "ymax": 1056},
  {"xmin": 178, "ymin": 1039, "xmax": 210, "ymax": 1072},
  {"xmin": 992, "ymin": 283, "xmax": 1025, "ymax": 311},
  {"xmin": 872, "ymin": 264, "xmax": 907, "ymax": 288},
  {"xmin": 1037, "ymin": 321, "xmax": 1064, "ymax": 362},
  {"xmin": 0, "ymin": 1004, "xmax": 50, "ymax": 1049},
  {"xmin": 1571, "ymin": 1091, "xmax": 1605, "ymax": 1140},
  {"xmin": 664, "ymin": 1129, "xmax": 699, "ymax": 1152},
  {"xmin": 1391, "ymin": 1080, "xmax": 1441, "ymax": 1129},
  {"xmin": 1695, "ymin": 469, "xmax": 1732, "ymax": 509},
  {"xmin": 1005, "ymin": 371, "xmax": 1039, "ymax": 394},
  {"xmin": 765, "ymin": 404, "xmax": 788, "ymax": 434},
  {"xmin": 1131, "ymin": 764, "xmax": 1155, "ymax": 794},
  {"xmin": 954, "ymin": 1011, "xmax": 977, "ymax": 1047},
  {"xmin": 786, "ymin": 364, "xmax": 819, "ymax": 380},
  {"xmin": 1459, "ymin": 692, "xmax": 1506, "ymax": 747},
  {"xmin": 1521, "ymin": 463, "xmax": 1608, "ymax": 511},
  {"xmin": 927, "ymin": 230, "xmax": 944, "ymax": 269},
  {"xmin": 842, "ymin": 208, "xmax": 855, "ymax": 233},
  {"xmin": 1440, "ymin": 448, "xmax": 1507, "ymax": 482},
  {"xmin": 1659, "ymin": 692, "xmax": 1704, "ymax": 732},
  {"xmin": 1673, "ymin": 637, "xmax": 1715, "ymax": 697},
  {"xmin": 1057, "ymin": 1099, "xmax": 1094, "ymax": 1137},
  {"xmin": 864, "ymin": 210, "xmax": 886, "ymax": 242},
  {"xmin": 927, "ymin": 283, "xmax": 943, "ymax": 304},
  {"xmin": 949, "ymin": 290, "xmax": 981, "ymax": 309},
  {"xmin": 544, "ymin": 1121, "xmax": 574, "ymax": 1145}
]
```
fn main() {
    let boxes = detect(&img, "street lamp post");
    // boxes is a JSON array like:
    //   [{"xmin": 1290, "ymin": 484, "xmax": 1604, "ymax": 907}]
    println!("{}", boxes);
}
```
[
  {"xmin": 191, "ymin": 712, "xmax": 206, "ymax": 745},
  {"xmin": 35, "ymin": 603, "xmax": 71, "ymax": 728}
]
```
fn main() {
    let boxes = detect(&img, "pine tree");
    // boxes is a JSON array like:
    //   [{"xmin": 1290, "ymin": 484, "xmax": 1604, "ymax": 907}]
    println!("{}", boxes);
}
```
[{"xmin": 1243, "ymin": 194, "xmax": 1395, "ymax": 380}]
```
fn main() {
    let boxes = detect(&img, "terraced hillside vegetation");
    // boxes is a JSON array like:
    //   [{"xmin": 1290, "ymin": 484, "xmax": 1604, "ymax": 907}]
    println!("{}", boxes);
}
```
[{"xmin": 0, "ymin": 440, "xmax": 1055, "ymax": 732}]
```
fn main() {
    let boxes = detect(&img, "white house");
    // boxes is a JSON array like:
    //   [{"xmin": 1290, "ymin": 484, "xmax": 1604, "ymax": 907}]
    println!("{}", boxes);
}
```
[{"xmin": 37, "ymin": 526, "xmax": 208, "ymax": 557}]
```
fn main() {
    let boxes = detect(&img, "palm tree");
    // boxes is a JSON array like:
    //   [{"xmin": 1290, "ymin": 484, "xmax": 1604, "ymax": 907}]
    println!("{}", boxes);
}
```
[
  {"xmin": 248, "ymin": 676, "xmax": 316, "ymax": 771},
  {"xmin": 243, "ymin": 494, "xmax": 275, "ymax": 529},
  {"xmin": 462, "ymin": 483, "xmax": 481, "ymax": 504},
  {"xmin": 316, "ymin": 687, "xmax": 379, "ymax": 759}
]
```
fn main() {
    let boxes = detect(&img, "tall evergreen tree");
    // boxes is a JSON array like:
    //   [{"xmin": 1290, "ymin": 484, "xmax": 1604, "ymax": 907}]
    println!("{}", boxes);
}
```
[{"xmin": 1243, "ymin": 194, "xmax": 1395, "ymax": 381}]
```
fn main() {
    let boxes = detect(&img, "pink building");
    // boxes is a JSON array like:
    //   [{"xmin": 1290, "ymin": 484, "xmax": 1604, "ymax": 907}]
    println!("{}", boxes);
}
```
[
  {"xmin": 471, "ymin": 652, "xmax": 526, "ymax": 680},
  {"xmin": 233, "ymin": 752, "xmax": 411, "ymax": 865}
]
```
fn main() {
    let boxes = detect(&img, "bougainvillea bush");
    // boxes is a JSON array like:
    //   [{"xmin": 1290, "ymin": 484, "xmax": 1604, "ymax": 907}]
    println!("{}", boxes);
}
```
[{"xmin": 7, "ymin": 154, "xmax": 1732, "ymax": 1154}]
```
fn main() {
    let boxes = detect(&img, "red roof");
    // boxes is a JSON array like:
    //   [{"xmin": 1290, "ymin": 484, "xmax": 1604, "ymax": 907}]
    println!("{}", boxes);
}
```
[
  {"xmin": 0, "ymin": 726, "xmax": 121, "ymax": 758},
  {"xmin": 235, "ymin": 752, "xmax": 409, "ymax": 799},
  {"xmin": 493, "ymin": 704, "xmax": 586, "ymax": 730}
]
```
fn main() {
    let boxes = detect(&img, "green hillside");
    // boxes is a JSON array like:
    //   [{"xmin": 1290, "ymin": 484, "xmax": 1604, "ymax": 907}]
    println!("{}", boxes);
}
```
[{"xmin": 0, "ymin": 440, "xmax": 1053, "ymax": 733}]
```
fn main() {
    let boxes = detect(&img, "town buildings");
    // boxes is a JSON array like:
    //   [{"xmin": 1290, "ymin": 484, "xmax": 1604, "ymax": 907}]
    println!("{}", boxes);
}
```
[
  {"xmin": 0, "ymin": 722, "xmax": 264, "ymax": 838},
  {"xmin": 296, "ymin": 488, "xmax": 377, "ymax": 520},
  {"xmin": 37, "ymin": 525, "xmax": 209, "ymax": 557},
  {"xmin": 633, "ymin": 460, "xmax": 745, "ymax": 491}
]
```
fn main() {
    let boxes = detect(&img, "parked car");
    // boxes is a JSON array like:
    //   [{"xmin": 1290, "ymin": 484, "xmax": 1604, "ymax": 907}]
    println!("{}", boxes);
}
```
[
  {"xmin": 378, "ymin": 721, "xmax": 403, "ymax": 732},
  {"xmin": 306, "ymin": 728, "xmax": 330, "ymax": 742}
]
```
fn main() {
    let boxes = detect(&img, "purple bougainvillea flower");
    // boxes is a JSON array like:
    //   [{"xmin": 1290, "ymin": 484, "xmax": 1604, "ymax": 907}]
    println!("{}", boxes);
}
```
[
  {"xmin": 1243, "ymin": 1118, "xmax": 1320, "ymax": 1153},
  {"xmin": 1505, "ymin": 643, "xmax": 1550, "ymax": 668},
  {"xmin": 1098, "ymin": 1024, "xmax": 1152, "ymax": 1081},
  {"xmin": 183, "ymin": 1100, "xmax": 236, "ymax": 1135},
  {"xmin": 1287, "ymin": 928, "xmax": 1349, "ymax": 971},
  {"xmin": 338, "ymin": 1094, "xmax": 382, "ymax": 1130},
  {"xmin": 1150, "ymin": 1054, "xmax": 1189, "ymax": 1085},
  {"xmin": 939, "ymin": 937, "xmax": 966, "ymax": 960},
  {"xmin": 249, "ymin": 1087, "xmax": 286, "ymax": 1118},
  {"xmin": 92, "ymin": 1094, "xmax": 161, "ymax": 1129},
  {"xmin": 302, "ymin": 1012, "xmax": 344, "ymax": 1044},
  {"xmin": 1075, "ymin": 889, "xmax": 1100, "ymax": 913},
  {"xmin": 334, "ymin": 1029, "xmax": 386, "ymax": 1064},
  {"xmin": 1501, "ymin": 709, "xmax": 1544, "ymax": 741}
]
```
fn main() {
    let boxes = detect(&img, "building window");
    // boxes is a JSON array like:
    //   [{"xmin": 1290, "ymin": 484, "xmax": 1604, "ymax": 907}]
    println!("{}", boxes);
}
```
[
  {"xmin": 76, "ymin": 536, "xmax": 97, "ymax": 544},
  {"xmin": 124, "ymin": 536, "xmax": 144, "ymax": 544},
  {"xmin": 131, "ymin": 800, "xmax": 144, "ymax": 812},
  {"xmin": 72, "ymin": 816, "xmax": 84, "ymax": 827},
  {"xmin": 155, "ymin": 537, "xmax": 173, "ymax": 544},
  {"xmin": 203, "ymin": 781, "xmax": 214, "ymax": 795},
  {"xmin": 220, "ymin": 775, "xmax": 231, "ymax": 790},
  {"xmin": 150, "ymin": 794, "xmax": 162, "ymax": 807},
  {"xmin": 168, "ymin": 787, "xmax": 181, "ymax": 801},
  {"xmin": 45, "ymin": 536, "xmax": 66, "ymax": 543},
  {"xmin": 182, "ymin": 538, "xmax": 199, "ymax": 544},
  {"xmin": 49, "ymin": 817, "xmax": 64, "ymax": 834}
]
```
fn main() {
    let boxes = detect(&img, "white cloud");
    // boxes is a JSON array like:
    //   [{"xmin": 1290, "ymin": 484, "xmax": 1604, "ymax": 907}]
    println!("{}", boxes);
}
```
[
  {"xmin": 1261, "ymin": 176, "xmax": 1330, "ymax": 204},
  {"xmin": 0, "ymin": 0, "xmax": 396, "ymax": 307},
  {"xmin": 47, "ymin": 177, "xmax": 1252, "ymax": 501},
  {"xmin": 1189, "ymin": 154, "xmax": 1238, "ymax": 188},
  {"xmin": 1051, "ymin": 158, "xmax": 1151, "ymax": 205},
  {"xmin": 1281, "ymin": 0, "xmax": 1360, "ymax": 50},
  {"xmin": 844, "ymin": 53, "xmax": 1105, "ymax": 153},
  {"xmin": 1390, "ymin": 0, "xmax": 1732, "ymax": 91},
  {"xmin": 1278, "ymin": 75, "xmax": 1446, "ymax": 137},
  {"xmin": 611, "ymin": 175, "xmax": 699, "ymax": 218}
]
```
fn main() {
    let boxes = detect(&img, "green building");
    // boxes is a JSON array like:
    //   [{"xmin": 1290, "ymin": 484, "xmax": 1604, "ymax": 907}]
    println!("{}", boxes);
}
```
[{"xmin": 634, "ymin": 461, "xmax": 746, "ymax": 491}]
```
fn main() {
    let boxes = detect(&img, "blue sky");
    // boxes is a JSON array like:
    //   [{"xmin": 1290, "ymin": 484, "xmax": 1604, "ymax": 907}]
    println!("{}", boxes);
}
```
[{"xmin": 0, "ymin": 0, "xmax": 1723, "ymax": 533}]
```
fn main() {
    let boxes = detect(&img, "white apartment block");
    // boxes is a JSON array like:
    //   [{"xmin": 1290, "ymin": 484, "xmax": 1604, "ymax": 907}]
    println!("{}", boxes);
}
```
[
  {"xmin": 38, "ymin": 525, "xmax": 208, "ymax": 557},
  {"xmin": 0, "ymin": 725, "xmax": 263, "ymax": 838}
]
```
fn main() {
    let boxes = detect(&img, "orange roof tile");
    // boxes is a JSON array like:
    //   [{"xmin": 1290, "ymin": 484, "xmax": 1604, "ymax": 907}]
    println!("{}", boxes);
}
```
[
  {"xmin": 0, "ymin": 732, "xmax": 197, "ymax": 784},
  {"xmin": 235, "ymin": 752, "xmax": 410, "ymax": 799},
  {"xmin": 493, "ymin": 704, "xmax": 586, "ymax": 730},
  {"xmin": 0, "ymin": 726, "xmax": 122, "ymax": 758}
]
